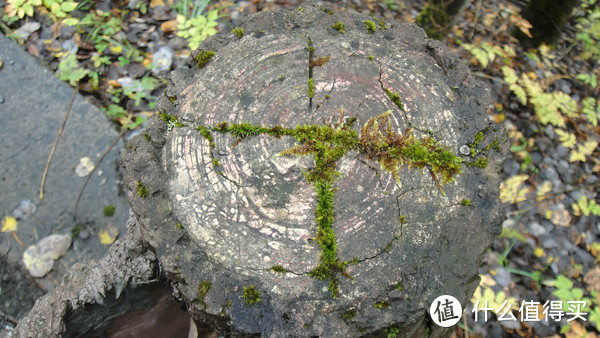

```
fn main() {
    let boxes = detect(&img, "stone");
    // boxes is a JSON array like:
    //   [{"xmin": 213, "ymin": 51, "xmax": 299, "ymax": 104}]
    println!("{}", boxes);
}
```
[{"xmin": 120, "ymin": 5, "xmax": 507, "ymax": 337}]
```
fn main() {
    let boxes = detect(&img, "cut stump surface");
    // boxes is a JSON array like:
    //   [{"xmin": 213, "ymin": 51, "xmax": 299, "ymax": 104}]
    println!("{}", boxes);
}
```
[{"xmin": 122, "ymin": 5, "xmax": 507, "ymax": 337}]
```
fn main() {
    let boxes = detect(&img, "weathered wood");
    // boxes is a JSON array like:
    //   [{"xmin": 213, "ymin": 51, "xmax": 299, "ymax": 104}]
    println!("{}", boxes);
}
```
[{"xmin": 121, "ymin": 4, "xmax": 507, "ymax": 337}]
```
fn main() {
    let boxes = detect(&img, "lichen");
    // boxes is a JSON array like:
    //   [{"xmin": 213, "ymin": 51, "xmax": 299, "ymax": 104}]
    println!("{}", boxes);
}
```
[
  {"xmin": 198, "ymin": 281, "xmax": 211, "ymax": 310},
  {"xmin": 364, "ymin": 20, "xmax": 377, "ymax": 34},
  {"xmin": 332, "ymin": 21, "xmax": 345, "ymax": 34},
  {"xmin": 232, "ymin": 27, "xmax": 244, "ymax": 39},
  {"xmin": 194, "ymin": 50, "xmax": 215, "ymax": 68},
  {"xmin": 136, "ymin": 181, "xmax": 148, "ymax": 198},
  {"xmin": 242, "ymin": 285, "xmax": 261, "ymax": 306}
]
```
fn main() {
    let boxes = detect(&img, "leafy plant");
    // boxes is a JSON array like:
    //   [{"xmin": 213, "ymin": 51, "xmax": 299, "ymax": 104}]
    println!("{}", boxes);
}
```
[
  {"xmin": 56, "ymin": 52, "xmax": 89, "ymax": 86},
  {"xmin": 575, "ymin": 0, "xmax": 600, "ymax": 61},
  {"xmin": 572, "ymin": 195, "xmax": 600, "ymax": 217},
  {"xmin": 42, "ymin": 0, "xmax": 79, "ymax": 23},
  {"xmin": 4, "ymin": 0, "xmax": 42, "ymax": 19},
  {"xmin": 175, "ymin": 0, "xmax": 219, "ymax": 51}
]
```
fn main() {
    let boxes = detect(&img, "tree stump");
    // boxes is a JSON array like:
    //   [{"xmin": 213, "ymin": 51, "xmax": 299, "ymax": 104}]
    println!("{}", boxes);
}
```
[{"xmin": 121, "ymin": 5, "xmax": 507, "ymax": 337}]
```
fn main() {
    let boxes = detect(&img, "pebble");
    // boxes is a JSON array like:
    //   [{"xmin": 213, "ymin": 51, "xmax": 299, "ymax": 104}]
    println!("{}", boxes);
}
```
[
  {"xmin": 503, "ymin": 159, "xmax": 520, "ymax": 176},
  {"xmin": 529, "ymin": 152, "xmax": 542, "ymax": 166},
  {"xmin": 528, "ymin": 222, "xmax": 545, "ymax": 237},
  {"xmin": 554, "ymin": 146, "xmax": 570, "ymax": 159},
  {"xmin": 494, "ymin": 266, "xmax": 511, "ymax": 287},
  {"xmin": 22, "ymin": 234, "xmax": 71, "ymax": 278},
  {"xmin": 542, "ymin": 237, "xmax": 557, "ymax": 249},
  {"xmin": 13, "ymin": 199, "xmax": 36, "ymax": 220},
  {"xmin": 152, "ymin": 46, "xmax": 174, "ymax": 75}
]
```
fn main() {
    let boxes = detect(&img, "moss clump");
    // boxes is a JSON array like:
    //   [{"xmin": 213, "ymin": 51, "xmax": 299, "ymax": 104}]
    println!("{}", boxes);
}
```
[
  {"xmin": 177, "ymin": 222, "xmax": 184, "ymax": 230},
  {"xmin": 212, "ymin": 158, "xmax": 220, "ymax": 167},
  {"xmin": 232, "ymin": 27, "xmax": 244, "ymax": 39},
  {"xmin": 332, "ymin": 21, "xmax": 345, "ymax": 34},
  {"xmin": 136, "ymin": 181, "xmax": 148, "ymax": 198},
  {"xmin": 308, "ymin": 78, "xmax": 315, "ymax": 98},
  {"xmin": 103, "ymin": 205, "xmax": 115, "ymax": 217},
  {"xmin": 297, "ymin": 6, "xmax": 303, "ymax": 12},
  {"xmin": 271, "ymin": 265, "xmax": 286, "ymax": 273},
  {"xmin": 484, "ymin": 138, "xmax": 502, "ymax": 152},
  {"xmin": 143, "ymin": 133, "xmax": 151, "ymax": 141},
  {"xmin": 398, "ymin": 215, "xmax": 407, "ymax": 224},
  {"xmin": 378, "ymin": 18, "xmax": 388, "ymax": 30},
  {"xmin": 158, "ymin": 112, "xmax": 184, "ymax": 128},
  {"xmin": 396, "ymin": 283, "xmax": 404, "ymax": 291},
  {"xmin": 415, "ymin": 2, "xmax": 450, "ymax": 40},
  {"xmin": 364, "ymin": 20, "xmax": 377, "ymax": 34},
  {"xmin": 460, "ymin": 199, "xmax": 472, "ymax": 206},
  {"xmin": 470, "ymin": 131, "xmax": 485, "ymax": 157},
  {"xmin": 369, "ymin": 55, "xmax": 375, "ymax": 61},
  {"xmin": 386, "ymin": 327, "xmax": 400, "ymax": 338},
  {"xmin": 194, "ymin": 50, "xmax": 215, "ymax": 68},
  {"xmin": 341, "ymin": 309, "xmax": 357, "ymax": 320},
  {"xmin": 198, "ymin": 281, "xmax": 211, "ymax": 310},
  {"xmin": 384, "ymin": 88, "xmax": 404, "ymax": 111},
  {"xmin": 196, "ymin": 125, "xmax": 215, "ymax": 149},
  {"xmin": 242, "ymin": 285, "xmax": 261, "ymax": 306},
  {"xmin": 374, "ymin": 300, "xmax": 391, "ymax": 309},
  {"xmin": 466, "ymin": 157, "xmax": 488, "ymax": 168}
]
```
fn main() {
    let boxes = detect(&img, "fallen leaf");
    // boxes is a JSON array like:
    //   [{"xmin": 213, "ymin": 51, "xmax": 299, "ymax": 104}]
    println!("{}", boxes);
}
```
[
  {"xmin": 99, "ymin": 225, "xmax": 118, "ymax": 245},
  {"xmin": 584, "ymin": 266, "xmax": 600, "ymax": 292},
  {"xmin": 160, "ymin": 20, "xmax": 178, "ymax": 34},
  {"xmin": 1, "ymin": 216, "xmax": 18, "ymax": 232},
  {"xmin": 150, "ymin": 0, "xmax": 165, "ymax": 8}
]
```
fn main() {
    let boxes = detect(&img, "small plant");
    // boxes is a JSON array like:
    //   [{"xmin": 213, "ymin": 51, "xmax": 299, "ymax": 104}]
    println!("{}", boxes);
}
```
[
  {"xmin": 332, "ymin": 21, "xmax": 345, "ymax": 34},
  {"xmin": 242, "ymin": 285, "xmax": 261, "ymax": 306},
  {"xmin": 364, "ymin": 20, "xmax": 377, "ymax": 34},
  {"xmin": 175, "ymin": 0, "xmax": 219, "ymax": 51},
  {"xmin": 4, "ymin": 0, "xmax": 42, "ymax": 19},
  {"xmin": 136, "ymin": 181, "xmax": 148, "ymax": 198},
  {"xmin": 232, "ymin": 27, "xmax": 244, "ymax": 39},
  {"xmin": 56, "ymin": 53, "xmax": 89, "ymax": 86}
]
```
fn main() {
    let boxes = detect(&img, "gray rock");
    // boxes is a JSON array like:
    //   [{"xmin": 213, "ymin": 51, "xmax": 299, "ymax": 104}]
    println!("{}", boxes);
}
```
[
  {"xmin": 528, "ymin": 222, "xmax": 545, "ymax": 237},
  {"xmin": 494, "ymin": 266, "xmax": 512, "ymax": 287}
]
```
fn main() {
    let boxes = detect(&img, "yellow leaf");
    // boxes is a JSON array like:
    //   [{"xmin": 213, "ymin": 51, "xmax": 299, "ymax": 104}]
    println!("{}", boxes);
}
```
[
  {"xmin": 109, "ymin": 44, "xmax": 122, "ymax": 54},
  {"xmin": 500, "ymin": 175, "xmax": 530, "ymax": 204},
  {"xmin": 536, "ymin": 181, "xmax": 552, "ymax": 201},
  {"xmin": 99, "ymin": 226, "xmax": 118, "ymax": 245},
  {"xmin": 570, "ymin": 141, "xmax": 598, "ymax": 163},
  {"xmin": 556, "ymin": 129, "xmax": 577, "ymax": 148},
  {"xmin": 534, "ymin": 247, "xmax": 546, "ymax": 257},
  {"xmin": 1, "ymin": 216, "xmax": 18, "ymax": 232}
]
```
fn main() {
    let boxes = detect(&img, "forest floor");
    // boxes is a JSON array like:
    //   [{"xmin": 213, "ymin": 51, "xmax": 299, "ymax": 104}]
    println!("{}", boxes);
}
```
[{"xmin": 1, "ymin": 0, "xmax": 599, "ymax": 337}]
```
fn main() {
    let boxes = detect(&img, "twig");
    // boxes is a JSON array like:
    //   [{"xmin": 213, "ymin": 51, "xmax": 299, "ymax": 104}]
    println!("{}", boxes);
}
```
[
  {"xmin": 73, "ymin": 128, "xmax": 127, "ymax": 221},
  {"xmin": 11, "ymin": 232, "xmax": 26, "ymax": 249},
  {"xmin": 469, "ymin": 0, "xmax": 483, "ymax": 41},
  {"xmin": 40, "ymin": 90, "xmax": 76, "ymax": 200}
]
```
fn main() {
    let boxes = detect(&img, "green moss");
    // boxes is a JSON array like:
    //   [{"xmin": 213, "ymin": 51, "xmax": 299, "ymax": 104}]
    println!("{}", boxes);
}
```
[
  {"xmin": 168, "ymin": 95, "xmax": 176, "ymax": 104},
  {"xmin": 158, "ymin": 112, "xmax": 184, "ymax": 128},
  {"xmin": 341, "ymin": 309, "xmax": 357, "ymax": 320},
  {"xmin": 484, "ymin": 138, "xmax": 501, "ymax": 152},
  {"xmin": 384, "ymin": 88, "xmax": 404, "ymax": 111},
  {"xmin": 374, "ymin": 300, "xmax": 391, "ymax": 309},
  {"xmin": 396, "ymin": 283, "xmax": 404, "ymax": 291},
  {"xmin": 194, "ymin": 50, "xmax": 215, "ymax": 68},
  {"xmin": 242, "ymin": 285, "xmax": 261, "ymax": 306},
  {"xmin": 196, "ymin": 125, "xmax": 215, "ymax": 149},
  {"xmin": 325, "ymin": 94, "xmax": 330, "ymax": 99},
  {"xmin": 232, "ymin": 27, "xmax": 244, "ymax": 39},
  {"xmin": 103, "ymin": 205, "xmax": 115, "ymax": 217},
  {"xmin": 398, "ymin": 215, "xmax": 407, "ymax": 224},
  {"xmin": 212, "ymin": 158, "xmax": 220, "ymax": 167},
  {"xmin": 385, "ymin": 327, "xmax": 400, "ymax": 338},
  {"xmin": 332, "ymin": 21, "xmax": 345, "ymax": 34},
  {"xmin": 460, "ymin": 199, "xmax": 472, "ymax": 206},
  {"xmin": 297, "ymin": 6, "xmax": 303, "ymax": 12},
  {"xmin": 71, "ymin": 224, "xmax": 82, "ymax": 238},
  {"xmin": 470, "ymin": 131, "xmax": 485, "ymax": 157},
  {"xmin": 415, "ymin": 2, "xmax": 450, "ymax": 40},
  {"xmin": 308, "ymin": 78, "xmax": 315, "ymax": 98},
  {"xmin": 206, "ymin": 110, "xmax": 461, "ymax": 298},
  {"xmin": 136, "ymin": 181, "xmax": 148, "ymax": 198},
  {"xmin": 271, "ymin": 265, "xmax": 286, "ymax": 273},
  {"xmin": 143, "ymin": 133, "xmax": 151, "ymax": 141},
  {"xmin": 198, "ymin": 281, "xmax": 211, "ymax": 310},
  {"xmin": 364, "ymin": 20, "xmax": 377, "ymax": 34},
  {"xmin": 369, "ymin": 55, "xmax": 375, "ymax": 60},
  {"xmin": 466, "ymin": 157, "xmax": 488, "ymax": 168},
  {"xmin": 378, "ymin": 18, "xmax": 388, "ymax": 30}
]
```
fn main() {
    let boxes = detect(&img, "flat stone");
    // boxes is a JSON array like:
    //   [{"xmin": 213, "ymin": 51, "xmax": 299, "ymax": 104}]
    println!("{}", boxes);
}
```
[{"xmin": 0, "ymin": 33, "xmax": 129, "ymax": 318}]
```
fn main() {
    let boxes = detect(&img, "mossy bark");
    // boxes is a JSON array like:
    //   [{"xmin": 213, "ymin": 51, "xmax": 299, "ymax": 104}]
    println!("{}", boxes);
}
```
[
  {"xmin": 415, "ymin": 0, "xmax": 468, "ymax": 40},
  {"xmin": 514, "ymin": 0, "xmax": 580, "ymax": 48}
]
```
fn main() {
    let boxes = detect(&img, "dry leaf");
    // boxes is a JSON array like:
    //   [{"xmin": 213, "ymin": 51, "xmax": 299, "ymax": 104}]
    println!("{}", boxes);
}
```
[
  {"xmin": 160, "ymin": 20, "xmax": 178, "ymax": 34},
  {"xmin": 75, "ymin": 157, "xmax": 95, "ymax": 177},
  {"xmin": 99, "ymin": 225, "xmax": 119, "ymax": 245},
  {"xmin": 150, "ymin": 0, "xmax": 165, "ymax": 8},
  {"xmin": 584, "ymin": 266, "xmax": 600, "ymax": 292},
  {"xmin": 1, "ymin": 215, "xmax": 18, "ymax": 232}
]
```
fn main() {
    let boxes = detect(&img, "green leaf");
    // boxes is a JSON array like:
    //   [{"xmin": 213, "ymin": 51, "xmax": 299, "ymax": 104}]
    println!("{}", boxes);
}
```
[
  {"xmin": 571, "ymin": 287, "xmax": 584, "ymax": 300},
  {"xmin": 509, "ymin": 84, "xmax": 527, "ymax": 105},
  {"xmin": 61, "ymin": 17, "xmax": 79, "ymax": 25},
  {"xmin": 501, "ymin": 65, "xmax": 518, "ymax": 84},
  {"xmin": 556, "ymin": 129, "xmax": 577, "ymax": 148},
  {"xmin": 554, "ymin": 275, "xmax": 573, "ymax": 290},
  {"xmin": 582, "ymin": 97, "xmax": 599, "ymax": 127},
  {"xmin": 60, "ymin": 1, "xmax": 77, "ymax": 12}
]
